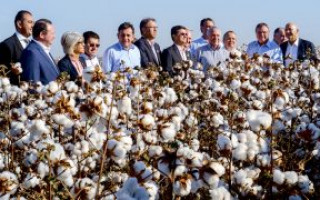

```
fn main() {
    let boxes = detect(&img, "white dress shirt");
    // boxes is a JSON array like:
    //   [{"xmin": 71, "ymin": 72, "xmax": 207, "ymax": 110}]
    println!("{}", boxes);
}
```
[
  {"xmin": 16, "ymin": 32, "xmax": 30, "ymax": 49},
  {"xmin": 285, "ymin": 39, "xmax": 299, "ymax": 66},
  {"xmin": 102, "ymin": 42, "xmax": 141, "ymax": 73},
  {"xmin": 176, "ymin": 44, "xmax": 187, "ymax": 61}
]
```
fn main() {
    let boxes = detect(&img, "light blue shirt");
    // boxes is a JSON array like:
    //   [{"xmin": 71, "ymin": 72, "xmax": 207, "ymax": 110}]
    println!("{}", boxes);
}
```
[
  {"xmin": 102, "ymin": 42, "xmax": 141, "ymax": 73},
  {"xmin": 197, "ymin": 44, "xmax": 230, "ymax": 72},
  {"xmin": 190, "ymin": 37, "xmax": 208, "ymax": 58},
  {"xmin": 246, "ymin": 40, "xmax": 282, "ymax": 62}
]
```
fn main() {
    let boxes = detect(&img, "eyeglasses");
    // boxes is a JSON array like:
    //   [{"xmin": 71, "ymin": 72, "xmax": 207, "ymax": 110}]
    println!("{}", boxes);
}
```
[{"xmin": 89, "ymin": 43, "xmax": 100, "ymax": 48}]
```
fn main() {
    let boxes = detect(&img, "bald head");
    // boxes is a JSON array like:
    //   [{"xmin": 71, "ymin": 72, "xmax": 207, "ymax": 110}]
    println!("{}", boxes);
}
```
[{"xmin": 285, "ymin": 22, "xmax": 299, "ymax": 44}]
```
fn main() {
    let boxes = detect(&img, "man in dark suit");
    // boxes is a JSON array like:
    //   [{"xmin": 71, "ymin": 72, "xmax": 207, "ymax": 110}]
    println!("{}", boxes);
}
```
[
  {"xmin": 280, "ymin": 22, "xmax": 317, "ymax": 66},
  {"xmin": 0, "ymin": 10, "xmax": 33, "ymax": 85},
  {"xmin": 21, "ymin": 19, "xmax": 60, "ymax": 85},
  {"xmin": 134, "ymin": 18, "xmax": 161, "ymax": 68},
  {"xmin": 161, "ymin": 25, "xmax": 190, "ymax": 76}
]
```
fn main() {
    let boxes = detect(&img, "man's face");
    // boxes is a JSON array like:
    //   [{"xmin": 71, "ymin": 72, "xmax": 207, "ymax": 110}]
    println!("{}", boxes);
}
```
[
  {"xmin": 118, "ymin": 28, "xmax": 134, "ymax": 49},
  {"xmin": 41, "ymin": 24, "xmax": 55, "ymax": 47},
  {"xmin": 186, "ymin": 31, "xmax": 192, "ymax": 48},
  {"xmin": 142, "ymin": 21, "xmax": 157, "ymax": 40},
  {"xmin": 209, "ymin": 29, "xmax": 220, "ymax": 48},
  {"xmin": 17, "ymin": 13, "xmax": 34, "ymax": 37},
  {"xmin": 85, "ymin": 37, "xmax": 100, "ymax": 57},
  {"xmin": 256, "ymin": 25, "xmax": 269, "ymax": 45},
  {"xmin": 200, "ymin": 20, "xmax": 214, "ymax": 38},
  {"xmin": 285, "ymin": 23, "xmax": 299, "ymax": 43},
  {"xmin": 173, "ymin": 28, "xmax": 188, "ymax": 46},
  {"xmin": 274, "ymin": 29, "xmax": 287, "ymax": 45},
  {"xmin": 223, "ymin": 32, "xmax": 237, "ymax": 51}
]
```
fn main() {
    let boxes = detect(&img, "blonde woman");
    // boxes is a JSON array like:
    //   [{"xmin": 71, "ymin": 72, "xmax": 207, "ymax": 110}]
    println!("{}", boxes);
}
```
[{"xmin": 58, "ymin": 31, "xmax": 85, "ymax": 81}]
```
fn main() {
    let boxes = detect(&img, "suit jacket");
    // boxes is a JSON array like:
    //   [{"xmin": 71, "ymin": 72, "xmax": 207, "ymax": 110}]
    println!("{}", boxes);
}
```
[
  {"xmin": 21, "ymin": 40, "xmax": 60, "ymax": 85},
  {"xmin": 0, "ymin": 34, "xmax": 24, "ymax": 85},
  {"xmin": 161, "ymin": 44, "xmax": 191, "ymax": 76},
  {"xmin": 134, "ymin": 37, "xmax": 161, "ymax": 68},
  {"xmin": 58, "ymin": 55, "xmax": 85, "ymax": 81},
  {"xmin": 280, "ymin": 38, "xmax": 316, "ymax": 63}
]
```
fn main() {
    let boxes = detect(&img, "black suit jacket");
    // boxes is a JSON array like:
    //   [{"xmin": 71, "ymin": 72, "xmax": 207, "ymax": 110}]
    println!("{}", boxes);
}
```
[
  {"xmin": 161, "ymin": 44, "xmax": 191, "ymax": 76},
  {"xmin": 0, "ymin": 34, "xmax": 24, "ymax": 85},
  {"xmin": 280, "ymin": 38, "xmax": 316, "ymax": 63},
  {"xmin": 134, "ymin": 37, "xmax": 161, "ymax": 68},
  {"xmin": 58, "ymin": 55, "xmax": 85, "ymax": 81}
]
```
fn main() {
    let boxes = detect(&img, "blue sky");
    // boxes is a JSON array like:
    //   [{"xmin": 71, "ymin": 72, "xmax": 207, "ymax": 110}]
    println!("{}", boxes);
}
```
[{"xmin": 0, "ymin": 0, "xmax": 319, "ymax": 58}]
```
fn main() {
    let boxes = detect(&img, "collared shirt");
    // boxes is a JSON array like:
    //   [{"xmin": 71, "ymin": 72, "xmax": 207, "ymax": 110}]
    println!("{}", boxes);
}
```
[
  {"xmin": 102, "ymin": 42, "xmax": 141, "ymax": 73},
  {"xmin": 148, "ymin": 40, "xmax": 160, "ymax": 64},
  {"xmin": 247, "ymin": 40, "xmax": 283, "ymax": 62},
  {"xmin": 33, "ymin": 39, "xmax": 56, "ymax": 65},
  {"xmin": 197, "ymin": 44, "xmax": 230, "ymax": 72},
  {"xmin": 285, "ymin": 39, "xmax": 299, "ymax": 66},
  {"xmin": 175, "ymin": 44, "xmax": 187, "ymax": 61},
  {"xmin": 80, "ymin": 53, "xmax": 100, "ymax": 68},
  {"xmin": 16, "ymin": 32, "xmax": 31, "ymax": 49},
  {"xmin": 190, "ymin": 37, "xmax": 208, "ymax": 58}
]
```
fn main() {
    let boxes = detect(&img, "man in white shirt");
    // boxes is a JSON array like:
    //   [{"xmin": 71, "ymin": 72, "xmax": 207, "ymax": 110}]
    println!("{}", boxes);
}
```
[
  {"xmin": 197, "ymin": 27, "xmax": 229, "ymax": 72},
  {"xmin": 80, "ymin": 31, "xmax": 100, "ymax": 68},
  {"xmin": 246, "ymin": 22, "xmax": 282, "ymax": 62},
  {"xmin": 280, "ymin": 22, "xmax": 316, "ymax": 67},
  {"xmin": 102, "ymin": 22, "xmax": 141, "ymax": 73},
  {"xmin": 190, "ymin": 18, "xmax": 215, "ymax": 58},
  {"xmin": 0, "ymin": 10, "xmax": 34, "ymax": 85}
]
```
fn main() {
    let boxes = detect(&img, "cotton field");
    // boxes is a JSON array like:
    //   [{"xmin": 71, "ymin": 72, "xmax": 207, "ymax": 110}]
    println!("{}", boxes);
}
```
[{"xmin": 1, "ymin": 54, "xmax": 320, "ymax": 200}]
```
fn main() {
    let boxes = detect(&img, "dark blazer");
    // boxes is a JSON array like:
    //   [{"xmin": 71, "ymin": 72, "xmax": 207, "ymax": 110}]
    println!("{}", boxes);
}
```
[
  {"xmin": 21, "ymin": 40, "xmax": 60, "ymax": 85},
  {"xmin": 161, "ymin": 44, "xmax": 191, "ymax": 76},
  {"xmin": 134, "ymin": 37, "xmax": 161, "ymax": 68},
  {"xmin": 58, "ymin": 55, "xmax": 85, "ymax": 81},
  {"xmin": 280, "ymin": 38, "xmax": 316, "ymax": 62},
  {"xmin": 0, "ymin": 34, "xmax": 24, "ymax": 85}
]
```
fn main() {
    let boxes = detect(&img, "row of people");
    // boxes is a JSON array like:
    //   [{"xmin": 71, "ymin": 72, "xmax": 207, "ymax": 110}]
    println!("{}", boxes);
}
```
[{"xmin": 0, "ymin": 10, "xmax": 317, "ymax": 85}]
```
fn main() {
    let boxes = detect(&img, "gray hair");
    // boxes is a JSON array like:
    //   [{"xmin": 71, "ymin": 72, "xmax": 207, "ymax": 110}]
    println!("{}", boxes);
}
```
[
  {"xmin": 206, "ymin": 26, "xmax": 220, "ymax": 36},
  {"xmin": 61, "ymin": 31, "xmax": 83, "ymax": 55}
]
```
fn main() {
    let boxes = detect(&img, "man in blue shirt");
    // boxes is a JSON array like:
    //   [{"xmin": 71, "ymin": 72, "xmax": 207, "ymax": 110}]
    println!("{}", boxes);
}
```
[
  {"xmin": 102, "ymin": 22, "xmax": 141, "ymax": 73},
  {"xmin": 247, "ymin": 22, "xmax": 282, "ymax": 62},
  {"xmin": 190, "ymin": 18, "xmax": 215, "ymax": 58}
]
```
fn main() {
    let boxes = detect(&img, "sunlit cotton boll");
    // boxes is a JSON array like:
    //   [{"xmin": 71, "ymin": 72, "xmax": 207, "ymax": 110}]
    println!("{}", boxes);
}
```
[
  {"xmin": 209, "ymin": 186, "xmax": 231, "ymax": 200},
  {"xmin": 117, "ymin": 96, "xmax": 132, "ymax": 116},
  {"xmin": 143, "ymin": 181, "xmax": 159, "ymax": 200},
  {"xmin": 284, "ymin": 171, "xmax": 299, "ymax": 186},
  {"xmin": 230, "ymin": 79, "xmax": 241, "ymax": 90},
  {"xmin": 246, "ymin": 110, "xmax": 272, "ymax": 132},
  {"xmin": 140, "ymin": 114, "xmax": 155, "ymax": 130},
  {"xmin": 52, "ymin": 113, "xmax": 74, "ymax": 128},
  {"xmin": 210, "ymin": 162, "xmax": 226, "ymax": 177},
  {"xmin": 232, "ymin": 143, "xmax": 248, "ymax": 161},
  {"xmin": 37, "ymin": 161, "xmax": 49, "ymax": 179},
  {"xmin": 173, "ymin": 178, "xmax": 192, "ymax": 197},
  {"xmin": 148, "ymin": 145, "xmax": 162, "ymax": 157},
  {"xmin": 0, "ymin": 171, "xmax": 19, "ymax": 195},
  {"xmin": 72, "ymin": 178, "xmax": 97, "ymax": 200},
  {"xmin": 160, "ymin": 122, "xmax": 176, "ymax": 142}
]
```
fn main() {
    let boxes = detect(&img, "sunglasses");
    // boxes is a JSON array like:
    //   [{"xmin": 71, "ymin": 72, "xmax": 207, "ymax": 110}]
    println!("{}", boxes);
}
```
[{"xmin": 89, "ymin": 43, "xmax": 100, "ymax": 48}]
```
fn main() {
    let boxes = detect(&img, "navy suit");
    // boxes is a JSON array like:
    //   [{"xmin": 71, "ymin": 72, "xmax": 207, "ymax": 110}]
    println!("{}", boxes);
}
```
[
  {"xmin": 134, "ymin": 37, "xmax": 161, "ymax": 68},
  {"xmin": 161, "ymin": 44, "xmax": 191, "ymax": 76},
  {"xmin": 0, "ymin": 34, "xmax": 24, "ymax": 85},
  {"xmin": 58, "ymin": 55, "xmax": 85, "ymax": 81},
  {"xmin": 21, "ymin": 40, "xmax": 60, "ymax": 85},
  {"xmin": 280, "ymin": 38, "xmax": 316, "ymax": 63}
]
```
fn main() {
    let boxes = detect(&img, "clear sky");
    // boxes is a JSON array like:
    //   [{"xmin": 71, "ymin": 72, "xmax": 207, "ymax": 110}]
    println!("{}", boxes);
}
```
[{"xmin": 0, "ymin": 0, "xmax": 319, "ymax": 58}]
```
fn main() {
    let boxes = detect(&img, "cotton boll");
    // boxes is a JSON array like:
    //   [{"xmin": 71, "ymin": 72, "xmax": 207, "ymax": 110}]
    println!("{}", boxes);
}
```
[
  {"xmin": 173, "ymin": 178, "xmax": 192, "ymax": 197},
  {"xmin": 210, "ymin": 162, "xmax": 225, "ymax": 177},
  {"xmin": 234, "ymin": 169, "xmax": 247, "ymax": 185},
  {"xmin": 52, "ymin": 113, "xmax": 74, "ymax": 128},
  {"xmin": 117, "ymin": 96, "xmax": 132, "ymax": 116},
  {"xmin": 160, "ymin": 122, "xmax": 176, "ymax": 142},
  {"xmin": 174, "ymin": 165, "xmax": 187, "ymax": 178},
  {"xmin": 22, "ymin": 173, "xmax": 40, "ymax": 189},
  {"xmin": 232, "ymin": 143, "xmax": 248, "ymax": 161},
  {"xmin": 29, "ymin": 119, "xmax": 51, "ymax": 141},
  {"xmin": 164, "ymin": 87, "xmax": 178, "ymax": 104},
  {"xmin": 190, "ymin": 139, "xmax": 200, "ymax": 151},
  {"xmin": 230, "ymin": 79, "xmax": 241, "ymax": 90},
  {"xmin": 298, "ymin": 175, "xmax": 314, "ymax": 193},
  {"xmin": 143, "ymin": 181, "xmax": 159, "ymax": 200},
  {"xmin": 116, "ymin": 178, "xmax": 149, "ymax": 200},
  {"xmin": 0, "ymin": 171, "xmax": 19, "ymax": 195},
  {"xmin": 256, "ymin": 154, "xmax": 270, "ymax": 167},
  {"xmin": 47, "ymin": 81, "xmax": 59, "ymax": 94},
  {"xmin": 252, "ymin": 100, "xmax": 263, "ymax": 110},
  {"xmin": 140, "ymin": 114, "xmax": 155, "ymax": 130},
  {"xmin": 23, "ymin": 149, "xmax": 38, "ymax": 167},
  {"xmin": 185, "ymin": 114, "xmax": 198, "ymax": 128},
  {"xmin": 203, "ymin": 173, "xmax": 220, "ymax": 188},
  {"xmin": 284, "ymin": 171, "xmax": 298, "ymax": 186},
  {"xmin": 209, "ymin": 186, "xmax": 231, "ymax": 200},
  {"xmin": 37, "ymin": 162, "xmax": 49, "ymax": 179},
  {"xmin": 49, "ymin": 143, "xmax": 66, "ymax": 162},
  {"xmin": 148, "ymin": 145, "xmax": 162, "ymax": 157},
  {"xmin": 212, "ymin": 113, "xmax": 224, "ymax": 128},
  {"xmin": 246, "ymin": 110, "xmax": 272, "ymax": 132},
  {"xmin": 72, "ymin": 178, "xmax": 97, "ymax": 200}
]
